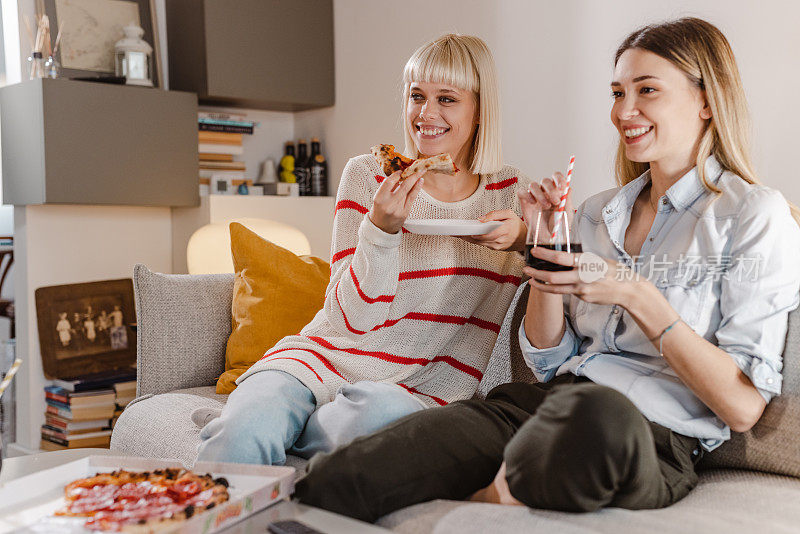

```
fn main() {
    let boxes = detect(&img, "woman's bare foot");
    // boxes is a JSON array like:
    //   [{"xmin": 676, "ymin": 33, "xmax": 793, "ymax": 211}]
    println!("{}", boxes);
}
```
[{"xmin": 468, "ymin": 462, "xmax": 523, "ymax": 506}]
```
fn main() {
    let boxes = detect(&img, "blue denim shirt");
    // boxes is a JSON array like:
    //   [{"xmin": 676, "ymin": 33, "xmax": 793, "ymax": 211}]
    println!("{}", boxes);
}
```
[{"xmin": 519, "ymin": 156, "xmax": 800, "ymax": 450}]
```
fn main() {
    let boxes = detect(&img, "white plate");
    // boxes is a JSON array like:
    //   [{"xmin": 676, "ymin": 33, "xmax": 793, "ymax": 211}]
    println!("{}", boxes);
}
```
[{"xmin": 404, "ymin": 219, "xmax": 503, "ymax": 236}]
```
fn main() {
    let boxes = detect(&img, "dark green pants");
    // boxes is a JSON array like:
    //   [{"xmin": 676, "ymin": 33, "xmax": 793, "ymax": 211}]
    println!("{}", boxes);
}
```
[{"xmin": 295, "ymin": 376, "xmax": 704, "ymax": 522}]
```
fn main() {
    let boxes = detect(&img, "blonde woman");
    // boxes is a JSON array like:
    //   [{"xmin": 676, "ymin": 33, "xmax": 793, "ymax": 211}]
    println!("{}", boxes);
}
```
[
  {"xmin": 197, "ymin": 34, "xmax": 531, "ymax": 466},
  {"xmin": 296, "ymin": 18, "xmax": 800, "ymax": 519}
]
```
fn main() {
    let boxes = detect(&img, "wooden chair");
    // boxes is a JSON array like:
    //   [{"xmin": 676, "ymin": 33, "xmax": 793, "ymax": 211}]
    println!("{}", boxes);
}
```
[{"xmin": 0, "ymin": 237, "xmax": 14, "ymax": 339}]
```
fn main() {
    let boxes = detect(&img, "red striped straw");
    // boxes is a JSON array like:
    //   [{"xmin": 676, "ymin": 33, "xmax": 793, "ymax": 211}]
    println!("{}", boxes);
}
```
[{"xmin": 550, "ymin": 155, "xmax": 575, "ymax": 240}]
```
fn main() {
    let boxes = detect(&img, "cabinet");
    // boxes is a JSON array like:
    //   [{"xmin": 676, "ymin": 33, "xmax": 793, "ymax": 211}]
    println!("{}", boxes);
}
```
[
  {"xmin": 0, "ymin": 78, "xmax": 199, "ymax": 207},
  {"xmin": 166, "ymin": 0, "xmax": 335, "ymax": 111}
]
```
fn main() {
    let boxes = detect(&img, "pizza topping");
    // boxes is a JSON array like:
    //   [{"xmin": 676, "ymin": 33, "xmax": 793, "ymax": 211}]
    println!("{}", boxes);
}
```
[
  {"xmin": 57, "ymin": 468, "xmax": 230, "ymax": 532},
  {"xmin": 371, "ymin": 144, "xmax": 415, "ymax": 177}
]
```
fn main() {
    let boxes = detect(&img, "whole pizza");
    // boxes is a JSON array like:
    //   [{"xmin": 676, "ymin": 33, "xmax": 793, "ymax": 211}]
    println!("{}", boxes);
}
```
[{"xmin": 55, "ymin": 468, "xmax": 230, "ymax": 532}]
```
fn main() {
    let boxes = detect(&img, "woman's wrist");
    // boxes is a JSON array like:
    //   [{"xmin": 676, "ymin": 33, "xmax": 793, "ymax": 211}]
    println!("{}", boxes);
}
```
[
  {"xmin": 368, "ymin": 212, "xmax": 400, "ymax": 235},
  {"xmin": 621, "ymin": 280, "xmax": 680, "ymax": 339},
  {"xmin": 619, "ymin": 278, "xmax": 653, "ymax": 312},
  {"xmin": 524, "ymin": 285, "xmax": 567, "ymax": 348}
]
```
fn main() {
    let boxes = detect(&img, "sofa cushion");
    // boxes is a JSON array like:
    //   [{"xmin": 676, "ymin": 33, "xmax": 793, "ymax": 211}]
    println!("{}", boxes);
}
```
[
  {"xmin": 110, "ymin": 386, "xmax": 308, "ymax": 472},
  {"xmin": 378, "ymin": 470, "xmax": 800, "ymax": 533},
  {"xmin": 133, "ymin": 265, "xmax": 234, "ymax": 396},
  {"xmin": 110, "ymin": 387, "xmax": 228, "ymax": 467},
  {"xmin": 699, "ymin": 305, "xmax": 800, "ymax": 477},
  {"xmin": 217, "ymin": 223, "xmax": 329, "ymax": 394}
]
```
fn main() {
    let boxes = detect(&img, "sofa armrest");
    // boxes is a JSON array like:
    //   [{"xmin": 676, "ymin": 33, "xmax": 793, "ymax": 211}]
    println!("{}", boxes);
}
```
[{"xmin": 133, "ymin": 264, "xmax": 235, "ymax": 396}]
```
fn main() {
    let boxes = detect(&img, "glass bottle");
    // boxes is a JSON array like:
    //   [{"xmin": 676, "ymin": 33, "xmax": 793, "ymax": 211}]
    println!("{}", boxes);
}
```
[
  {"xmin": 279, "ymin": 142, "xmax": 297, "ymax": 183},
  {"xmin": 44, "ymin": 55, "xmax": 60, "ymax": 79},
  {"xmin": 295, "ymin": 140, "xmax": 311, "ymax": 196},
  {"xmin": 309, "ymin": 138, "xmax": 328, "ymax": 196}
]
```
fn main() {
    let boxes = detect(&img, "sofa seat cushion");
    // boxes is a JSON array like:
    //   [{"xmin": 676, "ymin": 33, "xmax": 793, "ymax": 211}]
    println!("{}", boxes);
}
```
[
  {"xmin": 110, "ymin": 387, "xmax": 308, "ymax": 472},
  {"xmin": 378, "ymin": 469, "xmax": 800, "ymax": 533}
]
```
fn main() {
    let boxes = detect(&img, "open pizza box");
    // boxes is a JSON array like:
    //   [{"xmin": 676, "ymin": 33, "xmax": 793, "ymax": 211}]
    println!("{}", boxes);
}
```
[{"xmin": 0, "ymin": 455, "xmax": 295, "ymax": 533}]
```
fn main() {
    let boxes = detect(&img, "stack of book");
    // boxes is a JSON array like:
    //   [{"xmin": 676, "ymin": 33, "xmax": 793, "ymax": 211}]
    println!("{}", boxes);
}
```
[
  {"xmin": 40, "ymin": 369, "xmax": 136, "ymax": 451},
  {"xmin": 198, "ymin": 111, "xmax": 256, "ymax": 195},
  {"xmin": 42, "ymin": 386, "xmax": 115, "ymax": 450},
  {"xmin": 112, "ymin": 379, "xmax": 137, "ymax": 426}
]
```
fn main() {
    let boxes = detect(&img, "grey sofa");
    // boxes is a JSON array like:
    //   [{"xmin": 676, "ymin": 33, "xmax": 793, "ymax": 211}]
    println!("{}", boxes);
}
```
[{"xmin": 112, "ymin": 264, "xmax": 800, "ymax": 533}]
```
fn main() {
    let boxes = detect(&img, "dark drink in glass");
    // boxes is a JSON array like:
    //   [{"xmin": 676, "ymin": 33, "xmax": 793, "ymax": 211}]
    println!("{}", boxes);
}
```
[{"xmin": 525, "ymin": 243, "xmax": 583, "ymax": 271}]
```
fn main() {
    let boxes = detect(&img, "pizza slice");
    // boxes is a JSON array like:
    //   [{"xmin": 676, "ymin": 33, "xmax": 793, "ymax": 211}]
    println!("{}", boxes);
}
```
[
  {"xmin": 371, "ymin": 144, "xmax": 458, "ymax": 180},
  {"xmin": 371, "ymin": 144, "xmax": 414, "ymax": 176}
]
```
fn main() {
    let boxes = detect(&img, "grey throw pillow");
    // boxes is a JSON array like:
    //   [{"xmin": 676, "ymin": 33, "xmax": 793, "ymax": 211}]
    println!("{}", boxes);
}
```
[{"xmin": 134, "ymin": 264, "xmax": 235, "ymax": 396}]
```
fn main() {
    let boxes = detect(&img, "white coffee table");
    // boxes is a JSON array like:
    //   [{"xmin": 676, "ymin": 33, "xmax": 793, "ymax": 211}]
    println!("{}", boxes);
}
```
[{"xmin": 0, "ymin": 448, "xmax": 389, "ymax": 533}]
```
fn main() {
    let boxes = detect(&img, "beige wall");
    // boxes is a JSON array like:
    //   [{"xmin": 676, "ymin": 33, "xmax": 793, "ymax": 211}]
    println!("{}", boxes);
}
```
[
  {"xmin": 13, "ymin": 205, "xmax": 172, "ymax": 452},
  {"xmin": 296, "ymin": 0, "xmax": 800, "ymax": 206}
]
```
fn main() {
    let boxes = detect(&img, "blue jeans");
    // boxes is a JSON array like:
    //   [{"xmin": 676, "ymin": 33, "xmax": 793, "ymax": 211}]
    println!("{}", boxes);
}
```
[{"xmin": 196, "ymin": 370, "xmax": 426, "ymax": 465}]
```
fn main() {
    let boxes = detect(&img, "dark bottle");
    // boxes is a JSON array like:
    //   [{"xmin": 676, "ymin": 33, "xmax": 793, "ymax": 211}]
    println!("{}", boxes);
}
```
[
  {"xmin": 309, "ymin": 137, "xmax": 328, "ymax": 196},
  {"xmin": 295, "ymin": 139, "xmax": 311, "ymax": 195}
]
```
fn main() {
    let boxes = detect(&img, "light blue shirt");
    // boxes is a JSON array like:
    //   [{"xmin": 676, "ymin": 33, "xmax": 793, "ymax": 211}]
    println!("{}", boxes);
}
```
[{"xmin": 519, "ymin": 156, "xmax": 800, "ymax": 450}]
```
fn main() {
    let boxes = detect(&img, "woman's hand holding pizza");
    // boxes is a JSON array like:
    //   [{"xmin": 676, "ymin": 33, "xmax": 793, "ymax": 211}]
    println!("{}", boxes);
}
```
[{"xmin": 369, "ymin": 169, "xmax": 427, "ymax": 234}]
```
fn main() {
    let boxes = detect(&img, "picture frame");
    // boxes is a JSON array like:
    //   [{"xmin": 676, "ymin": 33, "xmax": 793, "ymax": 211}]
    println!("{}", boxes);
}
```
[
  {"xmin": 35, "ymin": 278, "xmax": 136, "ymax": 380},
  {"xmin": 42, "ymin": 0, "xmax": 162, "ymax": 88}
]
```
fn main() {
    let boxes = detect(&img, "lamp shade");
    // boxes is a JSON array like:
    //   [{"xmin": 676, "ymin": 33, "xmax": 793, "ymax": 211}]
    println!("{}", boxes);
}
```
[{"xmin": 187, "ymin": 218, "xmax": 311, "ymax": 274}]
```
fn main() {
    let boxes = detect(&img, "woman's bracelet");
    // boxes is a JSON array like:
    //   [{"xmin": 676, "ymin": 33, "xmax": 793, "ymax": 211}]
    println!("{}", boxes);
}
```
[{"xmin": 651, "ymin": 318, "xmax": 682, "ymax": 357}]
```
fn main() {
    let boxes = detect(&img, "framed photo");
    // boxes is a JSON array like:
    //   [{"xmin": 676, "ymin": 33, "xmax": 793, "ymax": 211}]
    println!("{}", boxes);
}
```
[
  {"xmin": 35, "ymin": 278, "xmax": 136, "ymax": 379},
  {"xmin": 42, "ymin": 0, "xmax": 162, "ymax": 87}
]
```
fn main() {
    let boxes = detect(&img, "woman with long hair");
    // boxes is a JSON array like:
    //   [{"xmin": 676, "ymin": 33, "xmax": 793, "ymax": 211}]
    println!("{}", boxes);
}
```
[
  {"xmin": 197, "ymin": 34, "xmax": 532, "ymax": 466},
  {"xmin": 295, "ymin": 18, "xmax": 800, "ymax": 519}
]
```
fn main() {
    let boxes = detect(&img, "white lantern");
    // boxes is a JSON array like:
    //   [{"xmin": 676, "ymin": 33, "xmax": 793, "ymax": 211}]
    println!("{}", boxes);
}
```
[{"xmin": 114, "ymin": 23, "xmax": 153, "ymax": 87}]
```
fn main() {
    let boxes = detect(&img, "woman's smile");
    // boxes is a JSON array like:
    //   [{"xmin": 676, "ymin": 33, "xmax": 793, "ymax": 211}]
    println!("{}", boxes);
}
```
[
  {"xmin": 415, "ymin": 122, "xmax": 451, "ymax": 140},
  {"xmin": 622, "ymin": 124, "xmax": 654, "ymax": 144}
]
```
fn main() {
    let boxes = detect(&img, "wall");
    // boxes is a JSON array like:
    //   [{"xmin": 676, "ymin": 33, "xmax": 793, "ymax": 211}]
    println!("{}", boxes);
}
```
[
  {"xmin": 12, "ymin": 206, "xmax": 172, "ymax": 452},
  {"xmin": 296, "ymin": 0, "xmax": 800, "ymax": 207}
]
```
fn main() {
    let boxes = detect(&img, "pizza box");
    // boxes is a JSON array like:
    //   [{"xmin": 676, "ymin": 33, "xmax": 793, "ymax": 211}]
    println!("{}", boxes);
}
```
[{"xmin": 0, "ymin": 455, "xmax": 295, "ymax": 533}]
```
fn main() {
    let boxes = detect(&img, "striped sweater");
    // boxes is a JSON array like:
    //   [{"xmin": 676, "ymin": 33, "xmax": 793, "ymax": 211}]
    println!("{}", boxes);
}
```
[{"xmin": 238, "ymin": 154, "xmax": 528, "ymax": 407}]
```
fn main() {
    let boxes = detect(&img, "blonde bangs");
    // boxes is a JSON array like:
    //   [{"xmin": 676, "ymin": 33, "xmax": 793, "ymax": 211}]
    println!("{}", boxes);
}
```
[
  {"xmin": 403, "ymin": 38, "xmax": 480, "ymax": 94},
  {"xmin": 402, "ymin": 34, "xmax": 503, "ymax": 175}
]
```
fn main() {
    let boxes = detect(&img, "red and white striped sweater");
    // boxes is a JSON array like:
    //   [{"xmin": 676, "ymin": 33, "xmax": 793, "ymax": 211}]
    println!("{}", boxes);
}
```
[{"xmin": 238, "ymin": 154, "xmax": 528, "ymax": 407}]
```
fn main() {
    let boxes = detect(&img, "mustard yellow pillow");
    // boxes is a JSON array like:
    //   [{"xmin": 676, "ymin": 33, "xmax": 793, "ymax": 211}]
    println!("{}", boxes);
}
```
[{"xmin": 216, "ymin": 222, "xmax": 330, "ymax": 393}]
